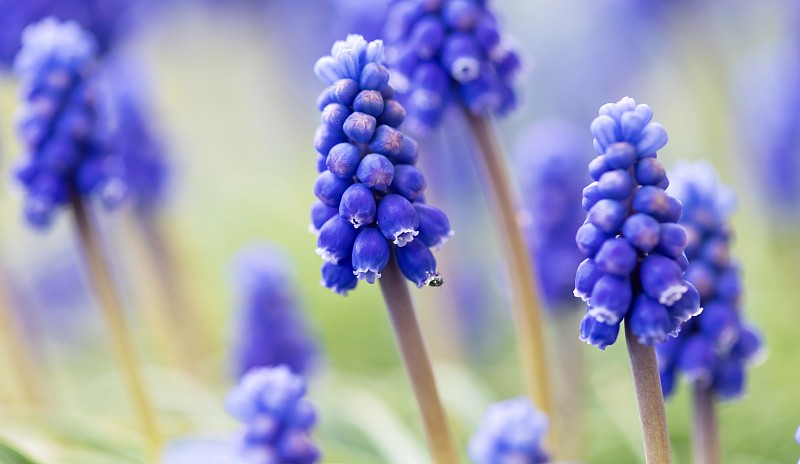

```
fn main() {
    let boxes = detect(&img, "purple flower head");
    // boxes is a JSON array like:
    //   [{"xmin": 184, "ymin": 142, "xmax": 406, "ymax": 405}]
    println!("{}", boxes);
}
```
[
  {"xmin": 312, "ymin": 35, "xmax": 451, "ymax": 292},
  {"xmin": 515, "ymin": 120, "xmax": 591, "ymax": 312},
  {"xmin": 230, "ymin": 244, "xmax": 318, "ymax": 379},
  {"xmin": 226, "ymin": 366, "xmax": 320, "ymax": 464},
  {"xmin": 382, "ymin": 0, "xmax": 522, "ymax": 133},
  {"xmin": 13, "ymin": 18, "xmax": 126, "ymax": 229},
  {"xmin": 468, "ymin": 396, "xmax": 550, "ymax": 464},
  {"xmin": 575, "ymin": 98, "xmax": 700, "ymax": 348},
  {"xmin": 104, "ymin": 55, "xmax": 169, "ymax": 212},
  {"xmin": 0, "ymin": 0, "xmax": 135, "ymax": 69},
  {"xmin": 657, "ymin": 161, "xmax": 764, "ymax": 400}
]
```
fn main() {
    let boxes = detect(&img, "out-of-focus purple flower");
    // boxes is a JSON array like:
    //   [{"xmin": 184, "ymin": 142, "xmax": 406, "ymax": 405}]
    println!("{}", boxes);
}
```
[
  {"xmin": 331, "ymin": 0, "xmax": 391, "ymax": 41},
  {"xmin": 575, "ymin": 97, "xmax": 700, "ymax": 349},
  {"xmin": 313, "ymin": 35, "xmax": 451, "ymax": 292},
  {"xmin": 226, "ymin": 366, "xmax": 320, "ymax": 464},
  {"xmin": 657, "ymin": 161, "xmax": 764, "ymax": 400},
  {"xmin": 382, "ymin": 0, "xmax": 522, "ymax": 133},
  {"xmin": 13, "ymin": 18, "xmax": 127, "ymax": 229},
  {"xmin": 515, "ymin": 120, "xmax": 591, "ymax": 312},
  {"xmin": 468, "ymin": 396, "xmax": 549, "ymax": 464},
  {"xmin": 733, "ymin": 34, "xmax": 800, "ymax": 220},
  {"xmin": 0, "ymin": 0, "xmax": 136, "ymax": 69},
  {"xmin": 230, "ymin": 244, "xmax": 318, "ymax": 379},
  {"xmin": 103, "ymin": 55, "xmax": 169, "ymax": 213}
]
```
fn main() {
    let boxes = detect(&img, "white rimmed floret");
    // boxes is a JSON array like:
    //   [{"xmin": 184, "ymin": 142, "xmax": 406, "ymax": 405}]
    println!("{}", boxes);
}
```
[
  {"xmin": 392, "ymin": 229, "xmax": 419, "ymax": 247},
  {"xmin": 658, "ymin": 283, "xmax": 689, "ymax": 306}
]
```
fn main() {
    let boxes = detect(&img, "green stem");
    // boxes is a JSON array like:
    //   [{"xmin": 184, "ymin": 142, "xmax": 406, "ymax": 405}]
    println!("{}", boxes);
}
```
[
  {"xmin": 378, "ymin": 253, "xmax": 459, "ymax": 464},
  {"xmin": 624, "ymin": 321, "xmax": 672, "ymax": 464},
  {"xmin": 71, "ymin": 195, "xmax": 161, "ymax": 459}
]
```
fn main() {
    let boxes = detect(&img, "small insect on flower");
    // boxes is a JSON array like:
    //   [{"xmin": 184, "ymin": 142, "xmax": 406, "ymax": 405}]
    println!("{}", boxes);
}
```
[
  {"xmin": 468, "ymin": 396, "xmax": 550, "ymax": 464},
  {"xmin": 312, "ymin": 35, "xmax": 452, "ymax": 293},
  {"xmin": 656, "ymin": 161, "xmax": 764, "ymax": 400},
  {"xmin": 382, "ymin": 0, "xmax": 522, "ymax": 132},
  {"xmin": 575, "ymin": 97, "xmax": 700, "ymax": 349},
  {"xmin": 12, "ymin": 18, "xmax": 126, "ymax": 229},
  {"xmin": 226, "ymin": 366, "xmax": 320, "ymax": 464}
]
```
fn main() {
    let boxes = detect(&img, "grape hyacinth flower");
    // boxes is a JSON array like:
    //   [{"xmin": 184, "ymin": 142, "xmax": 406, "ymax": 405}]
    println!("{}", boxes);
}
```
[
  {"xmin": 312, "ymin": 34, "xmax": 452, "ymax": 292},
  {"xmin": 656, "ymin": 162, "xmax": 763, "ymax": 464},
  {"xmin": 13, "ymin": 18, "xmax": 126, "ymax": 229},
  {"xmin": 0, "ymin": 0, "xmax": 136, "ymax": 69},
  {"xmin": 516, "ymin": 120, "xmax": 590, "ymax": 312},
  {"xmin": 231, "ymin": 244, "xmax": 317, "ymax": 379},
  {"xmin": 382, "ymin": 0, "xmax": 522, "ymax": 132},
  {"xmin": 657, "ymin": 161, "xmax": 763, "ymax": 400},
  {"xmin": 11, "ymin": 19, "xmax": 159, "ymax": 453},
  {"xmin": 576, "ymin": 97, "xmax": 701, "ymax": 349},
  {"xmin": 311, "ymin": 35, "xmax": 459, "ymax": 463},
  {"xmin": 576, "ymin": 97, "xmax": 699, "ymax": 462},
  {"xmin": 468, "ymin": 397, "xmax": 550, "ymax": 464},
  {"xmin": 226, "ymin": 366, "xmax": 320, "ymax": 464}
]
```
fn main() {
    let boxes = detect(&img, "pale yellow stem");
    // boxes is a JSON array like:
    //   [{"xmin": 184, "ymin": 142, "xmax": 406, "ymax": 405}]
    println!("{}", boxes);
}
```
[
  {"xmin": 71, "ymin": 196, "xmax": 161, "ymax": 460},
  {"xmin": 0, "ymin": 291, "xmax": 42, "ymax": 406},
  {"xmin": 378, "ymin": 254, "xmax": 460, "ymax": 464},
  {"xmin": 462, "ymin": 111, "xmax": 553, "ymax": 419},
  {"xmin": 692, "ymin": 384, "xmax": 720, "ymax": 464},
  {"xmin": 625, "ymin": 321, "xmax": 672, "ymax": 464}
]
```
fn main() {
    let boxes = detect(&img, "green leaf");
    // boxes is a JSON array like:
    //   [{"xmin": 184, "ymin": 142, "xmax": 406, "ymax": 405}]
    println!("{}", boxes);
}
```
[{"xmin": 0, "ymin": 440, "xmax": 41, "ymax": 464}]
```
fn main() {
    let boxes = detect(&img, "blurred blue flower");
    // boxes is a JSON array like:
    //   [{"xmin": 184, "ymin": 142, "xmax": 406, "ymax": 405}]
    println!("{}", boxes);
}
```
[
  {"xmin": 468, "ymin": 396, "xmax": 549, "ymax": 464},
  {"xmin": 0, "ymin": 0, "xmax": 135, "ymax": 69},
  {"xmin": 733, "ymin": 31, "xmax": 800, "ymax": 220},
  {"xmin": 313, "ymin": 35, "xmax": 452, "ymax": 292},
  {"xmin": 230, "ymin": 244, "xmax": 318, "ymax": 379},
  {"xmin": 657, "ymin": 161, "xmax": 764, "ymax": 400},
  {"xmin": 13, "ymin": 18, "xmax": 127, "ymax": 229},
  {"xmin": 226, "ymin": 366, "xmax": 320, "ymax": 464},
  {"xmin": 104, "ymin": 55, "xmax": 169, "ymax": 213},
  {"xmin": 515, "ymin": 119, "xmax": 591, "ymax": 312},
  {"xmin": 576, "ymin": 97, "xmax": 700, "ymax": 349},
  {"xmin": 382, "ymin": 0, "xmax": 521, "ymax": 133}
]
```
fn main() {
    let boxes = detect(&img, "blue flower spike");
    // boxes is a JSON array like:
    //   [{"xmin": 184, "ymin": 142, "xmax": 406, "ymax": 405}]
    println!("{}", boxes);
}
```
[
  {"xmin": 383, "ymin": 0, "xmax": 522, "ymax": 132},
  {"xmin": 13, "ymin": 18, "xmax": 126, "ymax": 229},
  {"xmin": 231, "ymin": 245, "xmax": 318, "ymax": 379},
  {"xmin": 226, "ymin": 366, "xmax": 320, "ymax": 464},
  {"xmin": 313, "ymin": 35, "xmax": 452, "ymax": 293},
  {"xmin": 576, "ymin": 98, "xmax": 700, "ymax": 348},
  {"xmin": 468, "ymin": 397, "xmax": 550, "ymax": 464},
  {"xmin": 657, "ymin": 161, "xmax": 764, "ymax": 400}
]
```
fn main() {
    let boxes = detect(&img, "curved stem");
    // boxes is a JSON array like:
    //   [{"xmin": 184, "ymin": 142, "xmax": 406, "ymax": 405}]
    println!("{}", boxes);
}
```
[
  {"xmin": 462, "ymin": 111, "xmax": 553, "ymax": 418},
  {"xmin": 71, "ymin": 196, "xmax": 161, "ymax": 459},
  {"xmin": 624, "ymin": 321, "xmax": 672, "ymax": 464},
  {"xmin": 378, "ymin": 253, "xmax": 459, "ymax": 464},
  {"xmin": 691, "ymin": 384, "xmax": 720, "ymax": 464}
]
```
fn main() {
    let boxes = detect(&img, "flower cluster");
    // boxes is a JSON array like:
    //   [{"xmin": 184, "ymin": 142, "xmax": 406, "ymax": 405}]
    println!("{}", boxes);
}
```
[
  {"xmin": 13, "ymin": 18, "xmax": 126, "ymax": 229},
  {"xmin": 226, "ymin": 366, "xmax": 320, "ymax": 464},
  {"xmin": 105, "ymin": 57, "xmax": 169, "ymax": 213},
  {"xmin": 656, "ymin": 161, "xmax": 763, "ymax": 399},
  {"xmin": 312, "ymin": 35, "xmax": 452, "ymax": 294},
  {"xmin": 231, "ymin": 244, "xmax": 317, "ymax": 379},
  {"xmin": 468, "ymin": 397, "xmax": 549, "ymax": 464},
  {"xmin": 516, "ymin": 120, "xmax": 590, "ymax": 312},
  {"xmin": 575, "ymin": 97, "xmax": 701, "ymax": 349},
  {"xmin": 0, "ymin": 0, "xmax": 134, "ymax": 69},
  {"xmin": 382, "ymin": 0, "xmax": 521, "ymax": 132}
]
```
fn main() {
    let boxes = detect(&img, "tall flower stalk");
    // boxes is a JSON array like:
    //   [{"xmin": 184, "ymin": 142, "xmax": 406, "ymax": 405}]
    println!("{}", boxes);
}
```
[
  {"xmin": 382, "ymin": 0, "xmax": 553, "ymax": 426},
  {"xmin": 576, "ymin": 97, "xmax": 702, "ymax": 463},
  {"xmin": 312, "ymin": 35, "xmax": 458, "ymax": 463},
  {"xmin": 12, "ymin": 18, "xmax": 159, "ymax": 456},
  {"xmin": 0, "ymin": 283, "xmax": 42, "ymax": 405},
  {"xmin": 658, "ymin": 161, "xmax": 764, "ymax": 464}
]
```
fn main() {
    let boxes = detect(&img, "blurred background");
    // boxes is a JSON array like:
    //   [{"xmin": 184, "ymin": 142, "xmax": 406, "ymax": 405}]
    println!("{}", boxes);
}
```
[{"xmin": 0, "ymin": 0, "xmax": 798, "ymax": 462}]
